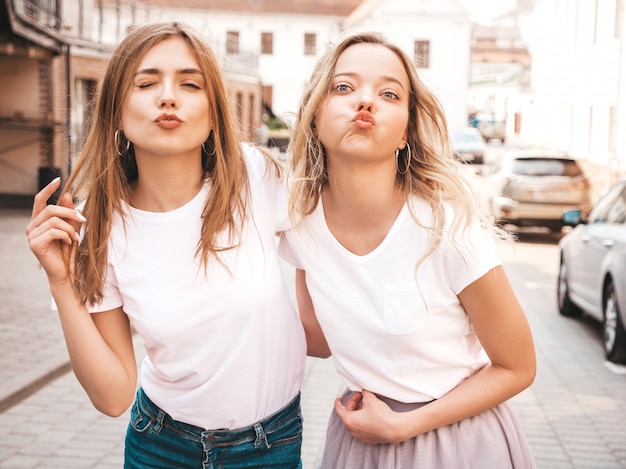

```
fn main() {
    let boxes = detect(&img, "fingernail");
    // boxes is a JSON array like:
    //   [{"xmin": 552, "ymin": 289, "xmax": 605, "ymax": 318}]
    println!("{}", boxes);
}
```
[
  {"xmin": 51, "ymin": 177, "xmax": 61, "ymax": 184},
  {"xmin": 75, "ymin": 210, "xmax": 87, "ymax": 222}
]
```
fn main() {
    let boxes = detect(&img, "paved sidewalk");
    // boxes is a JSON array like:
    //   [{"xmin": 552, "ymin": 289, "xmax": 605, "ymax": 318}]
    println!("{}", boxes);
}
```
[{"xmin": 2, "ymin": 209, "xmax": 626, "ymax": 468}]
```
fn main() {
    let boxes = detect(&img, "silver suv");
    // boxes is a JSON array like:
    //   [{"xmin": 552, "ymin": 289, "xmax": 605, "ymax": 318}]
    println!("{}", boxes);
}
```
[{"xmin": 485, "ymin": 154, "xmax": 592, "ymax": 232}]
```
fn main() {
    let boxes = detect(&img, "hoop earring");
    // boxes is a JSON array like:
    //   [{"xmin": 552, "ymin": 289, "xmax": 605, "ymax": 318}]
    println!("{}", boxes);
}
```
[
  {"xmin": 202, "ymin": 130, "xmax": 216, "ymax": 157},
  {"xmin": 201, "ymin": 141, "xmax": 216, "ymax": 156},
  {"xmin": 395, "ymin": 142, "xmax": 411, "ymax": 175},
  {"xmin": 115, "ymin": 129, "xmax": 131, "ymax": 157}
]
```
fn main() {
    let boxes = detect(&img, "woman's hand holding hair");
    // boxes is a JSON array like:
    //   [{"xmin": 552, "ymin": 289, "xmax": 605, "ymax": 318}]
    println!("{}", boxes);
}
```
[
  {"xmin": 26, "ymin": 177, "xmax": 85, "ymax": 286},
  {"xmin": 26, "ymin": 178, "xmax": 137, "ymax": 416}
]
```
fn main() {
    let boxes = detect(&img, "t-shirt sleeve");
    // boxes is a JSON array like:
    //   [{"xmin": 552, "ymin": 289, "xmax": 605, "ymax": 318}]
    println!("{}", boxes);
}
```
[
  {"xmin": 88, "ymin": 262, "xmax": 123, "ymax": 313},
  {"xmin": 278, "ymin": 231, "xmax": 304, "ymax": 270},
  {"xmin": 50, "ymin": 256, "xmax": 123, "ymax": 313},
  {"xmin": 243, "ymin": 144, "xmax": 292, "ymax": 233},
  {"xmin": 442, "ymin": 218, "xmax": 502, "ymax": 295}
]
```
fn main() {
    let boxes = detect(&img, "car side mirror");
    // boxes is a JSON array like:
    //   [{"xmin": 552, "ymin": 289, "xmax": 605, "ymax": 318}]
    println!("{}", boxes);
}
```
[{"xmin": 562, "ymin": 209, "xmax": 583, "ymax": 226}]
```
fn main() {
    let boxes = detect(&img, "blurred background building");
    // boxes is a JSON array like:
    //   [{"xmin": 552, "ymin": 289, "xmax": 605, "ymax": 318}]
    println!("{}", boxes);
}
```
[{"xmin": 1, "ymin": 0, "xmax": 624, "ymax": 208}]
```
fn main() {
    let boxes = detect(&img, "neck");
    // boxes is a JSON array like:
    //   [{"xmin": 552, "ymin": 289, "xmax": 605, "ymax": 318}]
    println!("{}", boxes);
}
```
[
  {"xmin": 130, "ymin": 150, "xmax": 204, "ymax": 212},
  {"xmin": 324, "ymin": 159, "xmax": 404, "ymax": 224}
]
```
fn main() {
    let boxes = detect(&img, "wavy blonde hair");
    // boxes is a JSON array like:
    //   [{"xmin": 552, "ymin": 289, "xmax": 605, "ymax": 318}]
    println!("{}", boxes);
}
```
[
  {"xmin": 63, "ymin": 22, "xmax": 252, "ymax": 306},
  {"xmin": 288, "ymin": 32, "xmax": 483, "ymax": 260}
]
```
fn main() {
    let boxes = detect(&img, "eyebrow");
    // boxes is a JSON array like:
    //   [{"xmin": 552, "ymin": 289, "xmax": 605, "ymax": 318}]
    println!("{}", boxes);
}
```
[
  {"xmin": 135, "ymin": 67, "xmax": 204, "ymax": 77},
  {"xmin": 333, "ymin": 72, "xmax": 406, "ymax": 90}
]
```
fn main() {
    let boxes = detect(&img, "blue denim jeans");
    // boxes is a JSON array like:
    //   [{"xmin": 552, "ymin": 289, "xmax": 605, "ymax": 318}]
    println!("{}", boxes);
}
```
[{"xmin": 124, "ymin": 388, "xmax": 303, "ymax": 469}]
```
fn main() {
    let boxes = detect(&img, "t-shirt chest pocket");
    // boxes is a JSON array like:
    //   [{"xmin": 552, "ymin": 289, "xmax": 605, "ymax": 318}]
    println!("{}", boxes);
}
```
[{"xmin": 383, "ymin": 283, "xmax": 429, "ymax": 335}]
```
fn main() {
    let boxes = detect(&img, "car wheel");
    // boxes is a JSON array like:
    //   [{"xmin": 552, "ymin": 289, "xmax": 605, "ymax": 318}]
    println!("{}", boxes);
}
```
[
  {"xmin": 603, "ymin": 280, "xmax": 626, "ymax": 363},
  {"xmin": 557, "ymin": 256, "xmax": 583, "ymax": 317}
]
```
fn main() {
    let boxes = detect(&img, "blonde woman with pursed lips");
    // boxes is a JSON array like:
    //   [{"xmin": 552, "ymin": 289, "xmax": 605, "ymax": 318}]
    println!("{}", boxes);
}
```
[{"xmin": 280, "ymin": 32, "xmax": 536, "ymax": 469}]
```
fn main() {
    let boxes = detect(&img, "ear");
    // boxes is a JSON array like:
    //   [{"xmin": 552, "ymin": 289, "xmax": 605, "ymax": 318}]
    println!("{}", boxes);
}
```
[{"xmin": 397, "ymin": 134, "xmax": 408, "ymax": 151}]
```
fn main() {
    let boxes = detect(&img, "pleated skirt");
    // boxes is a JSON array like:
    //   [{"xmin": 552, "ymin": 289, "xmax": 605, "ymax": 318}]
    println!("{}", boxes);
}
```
[{"xmin": 319, "ymin": 390, "xmax": 535, "ymax": 469}]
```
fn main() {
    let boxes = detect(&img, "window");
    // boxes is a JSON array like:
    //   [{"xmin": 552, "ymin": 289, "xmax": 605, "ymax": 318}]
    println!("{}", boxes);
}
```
[
  {"xmin": 261, "ymin": 32, "xmax": 273, "ymax": 54},
  {"xmin": 227, "ymin": 31, "xmax": 239, "ymax": 55},
  {"xmin": 414, "ymin": 40, "xmax": 430, "ymax": 68},
  {"xmin": 304, "ymin": 33, "xmax": 316, "ymax": 56}
]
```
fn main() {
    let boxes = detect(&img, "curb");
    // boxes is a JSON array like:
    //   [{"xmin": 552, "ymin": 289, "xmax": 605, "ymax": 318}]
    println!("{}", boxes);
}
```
[{"xmin": 0, "ymin": 355, "xmax": 71, "ymax": 413}]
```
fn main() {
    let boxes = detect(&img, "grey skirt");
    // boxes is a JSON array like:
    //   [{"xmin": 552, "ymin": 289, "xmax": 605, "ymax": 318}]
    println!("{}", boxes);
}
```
[{"xmin": 319, "ymin": 390, "xmax": 535, "ymax": 469}]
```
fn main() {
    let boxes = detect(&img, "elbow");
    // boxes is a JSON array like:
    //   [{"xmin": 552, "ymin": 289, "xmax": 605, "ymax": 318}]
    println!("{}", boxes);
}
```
[
  {"xmin": 91, "ymin": 390, "xmax": 135, "ymax": 418},
  {"xmin": 523, "ymin": 360, "xmax": 537, "ymax": 388},
  {"xmin": 98, "ymin": 405, "xmax": 128, "ymax": 418},
  {"xmin": 515, "ymin": 356, "xmax": 537, "ymax": 392}
]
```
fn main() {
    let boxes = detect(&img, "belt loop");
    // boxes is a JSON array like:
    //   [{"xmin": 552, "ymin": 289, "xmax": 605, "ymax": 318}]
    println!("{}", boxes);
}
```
[
  {"xmin": 253, "ymin": 422, "xmax": 272, "ymax": 449},
  {"xmin": 151, "ymin": 409, "xmax": 166, "ymax": 434}
]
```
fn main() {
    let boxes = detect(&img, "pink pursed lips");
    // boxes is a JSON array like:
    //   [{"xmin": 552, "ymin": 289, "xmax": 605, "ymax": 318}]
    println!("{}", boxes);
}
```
[
  {"xmin": 154, "ymin": 113, "xmax": 183, "ymax": 129},
  {"xmin": 353, "ymin": 111, "xmax": 375, "ymax": 129}
]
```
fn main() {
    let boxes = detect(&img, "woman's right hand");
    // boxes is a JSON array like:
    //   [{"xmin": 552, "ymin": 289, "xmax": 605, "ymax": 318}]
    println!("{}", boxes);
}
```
[{"xmin": 26, "ymin": 177, "xmax": 86, "ymax": 285}]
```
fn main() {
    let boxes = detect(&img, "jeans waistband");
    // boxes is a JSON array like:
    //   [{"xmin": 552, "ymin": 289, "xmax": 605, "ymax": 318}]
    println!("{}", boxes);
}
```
[{"xmin": 135, "ymin": 387, "xmax": 301, "ymax": 443}]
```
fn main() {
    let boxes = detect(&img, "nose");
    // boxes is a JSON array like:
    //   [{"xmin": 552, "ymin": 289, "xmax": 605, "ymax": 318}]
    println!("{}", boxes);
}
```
[
  {"xmin": 158, "ymin": 82, "xmax": 177, "ymax": 109},
  {"xmin": 159, "ymin": 96, "xmax": 177, "ymax": 109},
  {"xmin": 357, "ymin": 91, "xmax": 374, "ymax": 112}
]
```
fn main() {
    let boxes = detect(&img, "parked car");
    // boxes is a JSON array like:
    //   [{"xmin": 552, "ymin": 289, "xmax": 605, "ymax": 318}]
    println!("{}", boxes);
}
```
[
  {"xmin": 484, "ymin": 153, "xmax": 592, "ymax": 232},
  {"xmin": 477, "ymin": 115, "xmax": 506, "ymax": 143},
  {"xmin": 450, "ymin": 128, "xmax": 486, "ymax": 164},
  {"xmin": 557, "ymin": 178, "xmax": 626, "ymax": 363}
]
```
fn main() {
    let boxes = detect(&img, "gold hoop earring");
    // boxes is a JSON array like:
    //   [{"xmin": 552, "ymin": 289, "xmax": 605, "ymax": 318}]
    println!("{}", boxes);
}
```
[
  {"xmin": 115, "ymin": 130, "xmax": 131, "ymax": 157},
  {"xmin": 395, "ymin": 143, "xmax": 411, "ymax": 175}
]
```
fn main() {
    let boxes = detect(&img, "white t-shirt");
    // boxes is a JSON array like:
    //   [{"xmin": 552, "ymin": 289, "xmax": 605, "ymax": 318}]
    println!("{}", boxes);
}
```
[
  {"xmin": 279, "ymin": 197, "xmax": 500, "ymax": 403},
  {"xmin": 89, "ymin": 145, "xmax": 306, "ymax": 429}
]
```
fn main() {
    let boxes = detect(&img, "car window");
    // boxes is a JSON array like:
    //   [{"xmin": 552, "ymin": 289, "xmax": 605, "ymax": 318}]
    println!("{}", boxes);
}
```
[
  {"xmin": 606, "ymin": 186, "xmax": 626, "ymax": 224},
  {"xmin": 589, "ymin": 182, "xmax": 626, "ymax": 223},
  {"xmin": 510, "ymin": 158, "xmax": 583, "ymax": 177}
]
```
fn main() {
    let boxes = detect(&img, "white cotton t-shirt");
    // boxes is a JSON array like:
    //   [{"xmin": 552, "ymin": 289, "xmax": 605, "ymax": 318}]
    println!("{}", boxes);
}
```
[
  {"xmin": 279, "ymin": 198, "xmax": 500, "ymax": 404},
  {"xmin": 88, "ymin": 145, "xmax": 306, "ymax": 430}
]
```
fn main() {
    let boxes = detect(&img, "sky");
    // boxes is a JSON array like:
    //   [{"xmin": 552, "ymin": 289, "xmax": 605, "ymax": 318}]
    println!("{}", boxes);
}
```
[{"xmin": 457, "ymin": 0, "xmax": 517, "ymax": 24}]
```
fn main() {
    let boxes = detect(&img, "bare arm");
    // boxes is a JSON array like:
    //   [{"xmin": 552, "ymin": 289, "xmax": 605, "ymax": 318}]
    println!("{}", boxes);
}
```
[
  {"xmin": 26, "ymin": 179, "xmax": 138, "ymax": 416},
  {"xmin": 296, "ymin": 269, "xmax": 331, "ymax": 358},
  {"xmin": 335, "ymin": 266, "xmax": 536, "ymax": 444}
]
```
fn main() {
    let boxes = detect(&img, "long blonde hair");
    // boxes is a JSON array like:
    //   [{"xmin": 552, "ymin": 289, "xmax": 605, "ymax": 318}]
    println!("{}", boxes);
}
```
[
  {"xmin": 288, "ymin": 32, "xmax": 480, "ymax": 257},
  {"xmin": 64, "ymin": 22, "xmax": 249, "ymax": 305}
]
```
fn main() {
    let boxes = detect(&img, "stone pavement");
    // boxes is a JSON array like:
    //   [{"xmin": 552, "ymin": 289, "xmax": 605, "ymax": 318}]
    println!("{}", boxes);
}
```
[{"xmin": 1, "ymin": 208, "xmax": 626, "ymax": 468}]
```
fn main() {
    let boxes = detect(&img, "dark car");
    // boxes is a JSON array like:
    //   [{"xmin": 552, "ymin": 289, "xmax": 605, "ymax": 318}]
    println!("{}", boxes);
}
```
[
  {"xmin": 484, "ymin": 153, "xmax": 592, "ymax": 232},
  {"xmin": 557, "ymin": 178, "xmax": 626, "ymax": 363}
]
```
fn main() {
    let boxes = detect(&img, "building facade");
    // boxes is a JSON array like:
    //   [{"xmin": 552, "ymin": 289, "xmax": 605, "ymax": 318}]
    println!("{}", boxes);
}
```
[
  {"xmin": 0, "ymin": 0, "xmax": 67, "ymax": 206},
  {"xmin": 1, "ymin": 0, "xmax": 477, "ymax": 206},
  {"xmin": 528, "ymin": 0, "xmax": 626, "ymax": 188}
]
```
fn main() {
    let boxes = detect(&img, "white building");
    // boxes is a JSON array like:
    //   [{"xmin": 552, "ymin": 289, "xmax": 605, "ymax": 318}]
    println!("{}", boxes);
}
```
[
  {"xmin": 528, "ymin": 0, "xmax": 626, "ymax": 186},
  {"xmin": 76, "ymin": 0, "xmax": 473, "ymax": 127},
  {"xmin": 0, "ymin": 0, "xmax": 478, "ymax": 203}
]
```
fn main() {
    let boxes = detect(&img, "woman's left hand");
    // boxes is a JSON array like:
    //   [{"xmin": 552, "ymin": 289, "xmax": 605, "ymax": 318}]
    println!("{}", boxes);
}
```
[{"xmin": 334, "ymin": 390, "xmax": 405, "ymax": 444}]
